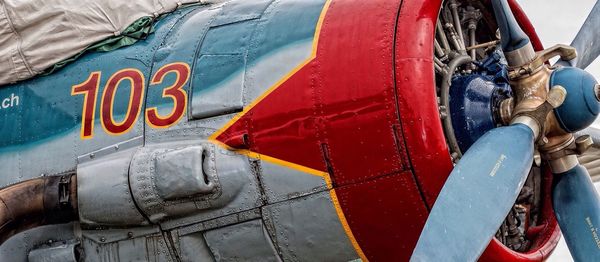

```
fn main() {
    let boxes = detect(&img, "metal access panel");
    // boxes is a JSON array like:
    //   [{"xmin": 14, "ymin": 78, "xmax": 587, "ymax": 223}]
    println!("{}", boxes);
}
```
[
  {"xmin": 189, "ymin": 0, "xmax": 275, "ymax": 120},
  {"xmin": 178, "ymin": 232, "xmax": 216, "ymax": 262},
  {"xmin": 80, "ymin": 228, "xmax": 171, "ymax": 262},
  {"xmin": 0, "ymin": 223, "xmax": 76, "ymax": 262},
  {"xmin": 262, "ymin": 191, "xmax": 360, "ymax": 261},
  {"xmin": 191, "ymin": 54, "xmax": 245, "ymax": 119},
  {"xmin": 203, "ymin": 219, "xmax": 281, "ymax": 261},
  {"xmin": 258, "ymin": 159, "xmax": 329, "ymax": 204}
]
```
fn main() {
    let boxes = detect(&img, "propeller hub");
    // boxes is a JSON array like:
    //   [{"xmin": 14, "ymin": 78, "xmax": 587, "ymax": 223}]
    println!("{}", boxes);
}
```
[{"xmin": 502, "ymin": 44, "xmax": 596, "ymax": 154}]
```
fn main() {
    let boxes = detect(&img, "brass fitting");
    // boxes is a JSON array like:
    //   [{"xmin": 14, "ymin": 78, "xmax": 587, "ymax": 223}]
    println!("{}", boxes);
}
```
[
  {"xmin": 540, "ymin": 135, "xmax": 594, "ymax": 173},
  {"xmin": 508, "ymin": 44, "xmax": 577, "ymax": 80},
  {"xmin": 509, "ymin": 65, "xmax": 552, "ymax": 119},
  {"xmin": 499, "ymin": 97, "xmax": 514, "ymax": 125},
  {"xmin": 505, "ymin": 45, "xmax": 581, "ymax": 162}
]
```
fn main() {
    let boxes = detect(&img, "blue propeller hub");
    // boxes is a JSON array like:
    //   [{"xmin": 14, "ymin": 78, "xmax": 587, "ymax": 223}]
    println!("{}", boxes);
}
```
[{"xmin": 550, "ymin": 67, "xmax": 600, "ymax": 132}]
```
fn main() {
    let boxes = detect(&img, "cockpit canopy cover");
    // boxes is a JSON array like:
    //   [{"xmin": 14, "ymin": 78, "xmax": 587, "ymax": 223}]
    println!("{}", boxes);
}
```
[{"xmin": 0, "ymin": 0, "xmax": 218, "ymax": 86}]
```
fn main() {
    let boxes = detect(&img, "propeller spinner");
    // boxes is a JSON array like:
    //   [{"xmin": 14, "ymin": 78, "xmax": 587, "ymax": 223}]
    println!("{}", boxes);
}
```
[{"xmin": 412, "ymin": 0, "xmax": 600, "ymax": 261}]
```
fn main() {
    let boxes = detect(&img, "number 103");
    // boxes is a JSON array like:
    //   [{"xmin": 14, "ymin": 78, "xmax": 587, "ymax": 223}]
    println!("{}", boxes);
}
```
[{"xmin": 71, "ymin": 62, "xmax": 190, "ymax": 139}]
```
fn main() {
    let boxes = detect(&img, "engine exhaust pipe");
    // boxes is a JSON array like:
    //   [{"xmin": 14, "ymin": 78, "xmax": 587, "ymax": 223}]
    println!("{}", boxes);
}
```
[{"xmin": 0, "ymin": 174, "xmax": 78, "ymax": 245}]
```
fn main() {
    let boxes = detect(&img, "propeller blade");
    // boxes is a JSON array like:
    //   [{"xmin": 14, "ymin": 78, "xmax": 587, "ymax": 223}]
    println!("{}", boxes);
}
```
[
  {"xmin": 411, "ymin": 124, "xmax": 535, "ymax": 261},
  {"xmin": 552, "ymin": 164, "xmax": 600, "ymax": 260},
  {"xmin": 492, "ymin": 0, "xmax": 530, "ymax": 52},
  {"xmin": 557, "ymin": 1, "xmax": 600, "ymax": 69}
]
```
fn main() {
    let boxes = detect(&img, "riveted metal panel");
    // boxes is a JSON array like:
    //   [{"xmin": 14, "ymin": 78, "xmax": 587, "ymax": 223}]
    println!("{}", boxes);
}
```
[
  {"xmin": 146, "ymin": 119, "xmax": 233, "ymax": 143},
  {"xmin": 154, "ymin": 145, "xmax": 216, "ymax": 200},
  {"xmin": 179, "ymin": 232, "xmax": 215, "ymax": 262},
  {"xmin": 177, "ymin": 208, "xmax": 262, "ymax": 236},
  {"xmin": 0, "ymin": 223, "xmax": 75, "ymax": 262},
  {"xmin": 242, "ymin": 0, "xmax": 324, "ymax": 104},
  {"xmin": 83, "ymin": 240, "xmax": 120, "ymax": 262},
  {"xmin": 204, "ymin": 219, "xmax": 280, "ymax": 262},
  {"xmin": 77, "ymin": 136, "xmax": 143, "ymax": 164},
  {"xmin": 212, "ymin": 0, "xmax": 331, "ymax": 171},
  {"xmin": 146, "ymin": 234, "xmax": 176, "ymax": 262},
  {"xmin": 129, "ymin": 141, "xmax": 221, "ymax": 223},
  {"xmin": 145, "ymin": 5, "xmax": 221, "ymax": 138},
  {"xmin": 262, "ymin": 191, "xmax": 358, "ymax": 262},
  {"xmin": 200, "ymin": 19, "xmax": 258, "ymax": 55},
  {"xmin": 0, "ymin": 85, "xmax": 23, "ymax": 185},
  {"xmin": 17, "ymin": 85, "xmax": 78, "ymax": 176},
  {"xmin": 128, "ymin": 140, "xmax": 262, "ymax": 229},
  {"xmin": 259, "ymin": 160, "xmax": 328, "ymax": 204},
  {"xmin": 210, "ymin": 0, "xmax": 273, "ymax": 27},
  {"xmin": 118, "ymin": 237, "xmax": 152, "ymax": 261},
  {"xmin": 0, "ymin": 149, "xmax": 20, "ymax": 187},
  {"xmin": 190, "ymin": 54, "xmax": 245, "ymax": 119},
  {"xmin": 81, "ymin": 232, "xmax": 173, "ymax": 262},
  {"xmin": 80, "ymin": 226, "xmax": 172, "ymax": 262},
  {"xmin": 190, "ymin": 0, "xmax": 276, "ymax": 121},
  {"xmin": 0, "ymin": 82, "xmax": 80, "ymax": 184},
  {"xmin": 160, "ymin": 146, "xmax": 263, "ymax": 229},
  {"xmin": 28, "ymin": 241, "xmax": 79, "ymax": 262},
  {"xmin": 82, "ymin": 226, "xmax": 161, "ymax": 245},
  {"xmin": 77, "ymin": 143, "xmax": 148, "ymax": 226}
]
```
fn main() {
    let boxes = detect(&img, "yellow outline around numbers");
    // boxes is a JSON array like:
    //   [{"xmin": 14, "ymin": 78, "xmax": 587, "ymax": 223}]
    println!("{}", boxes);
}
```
[
  {"xmin": 71, "ymin": 71, "xmax": 101, "ymax": 140},
  {"xmin": 145, "ymin": 62, "xmax": 190, "ymax": 129}
]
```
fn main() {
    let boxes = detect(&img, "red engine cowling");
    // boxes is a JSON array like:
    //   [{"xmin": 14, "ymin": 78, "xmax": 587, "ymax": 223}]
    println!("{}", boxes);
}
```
[
  {"xmin": 397, "ymin": 0, "xmax": 560, "ymax": 261},
  {"xmin": 397, "ymin": 0, "xmax": 561, "ymax": 260},
  {"xmin": 216, "ymin": 0, "xmax": 560, "ymax": 260}
]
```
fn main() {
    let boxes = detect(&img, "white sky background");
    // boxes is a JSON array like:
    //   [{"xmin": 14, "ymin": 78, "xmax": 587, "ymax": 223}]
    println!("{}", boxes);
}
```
[
  {"xmin": 517, "ymin": 1, "xmax": 598, "ymax": 260},
  {"xmin": 517, "ymin": 0, "xmax": 600, "ymax": 79}
]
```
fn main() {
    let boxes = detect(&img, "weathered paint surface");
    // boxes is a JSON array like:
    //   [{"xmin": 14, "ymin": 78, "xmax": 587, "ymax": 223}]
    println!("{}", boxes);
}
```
[
  {"xmin": 214, "ymin": 0, "xmax": 429, "ymax": 260},
  {"xmin": 0, "ymin": 0, "xmax": 561, "ymax": 261}
]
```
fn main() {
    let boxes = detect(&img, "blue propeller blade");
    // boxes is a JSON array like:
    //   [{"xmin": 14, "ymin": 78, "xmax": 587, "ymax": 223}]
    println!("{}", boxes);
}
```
[
  {"xmin": 411, "ymin": 124, "xmax": 534, "ymax": 261},
  {"xmin": 491, "ymin": 0, "xmax": 530, "ymax": 52},
  {"xmin": 553, "ymin": 164, "xmax": 600, "ymax": 261},
  {"xmin": 557, "ymin": 0, "xmax": 600, "ymax": 69}
]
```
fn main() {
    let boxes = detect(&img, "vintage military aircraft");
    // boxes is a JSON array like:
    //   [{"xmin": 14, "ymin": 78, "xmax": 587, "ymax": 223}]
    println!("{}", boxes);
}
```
[{"xmin": 1, "ymin": 0, "xmax": 600, "ymax": 261}]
